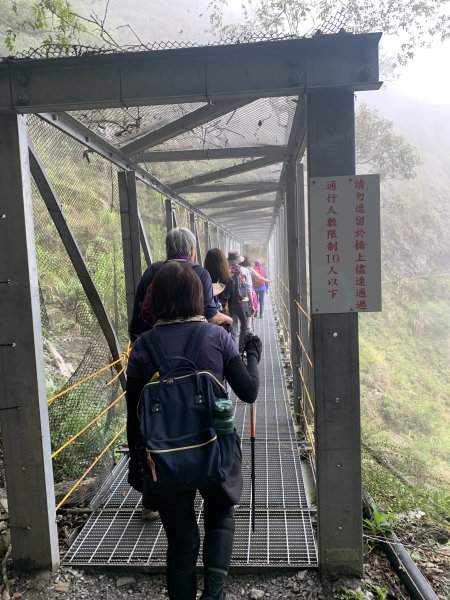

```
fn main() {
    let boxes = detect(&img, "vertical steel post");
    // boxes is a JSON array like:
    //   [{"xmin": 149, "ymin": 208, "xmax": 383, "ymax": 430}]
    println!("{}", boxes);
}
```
[
  {"xmin": 0, "ymin": 115, "xmax": 59, "ymax": 570},
  {"xmin": 118, "ymin": 170, "xmax": 142, "ymax": 325},
  {"xmin": 165, "ymin": 198, "xmax": 175, "ymax": 232},
  {"xmin": 307, "ymin": 91, "xmax": 363, "ymax": 577},
  {"xmin": 285, "ymin": 159, "xmax": 301, "ymax": 416},
  {"xmin": 190, "ymin": 212, "xmax": 202, "ymax": 265},
  {"xmin": 204, "ymin": 221, "xmax": 210, "ymax": 253},
  {"xmin": 138, "ymin": 210, "xmax": 152, "ymax": 267},
  {"xmin": 295, "ymin": 165, "xmax": 312, "ymax": 433}
]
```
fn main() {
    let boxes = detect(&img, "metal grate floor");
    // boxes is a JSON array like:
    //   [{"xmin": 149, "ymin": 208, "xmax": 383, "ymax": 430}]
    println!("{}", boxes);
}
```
[{"xmin": 64, "ymin": 297, "xmax": 318, "ymax": 570}]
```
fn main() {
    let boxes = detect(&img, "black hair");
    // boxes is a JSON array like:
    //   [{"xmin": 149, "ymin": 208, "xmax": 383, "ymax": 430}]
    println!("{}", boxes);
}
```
[{"xmin": 148, "ymin": 261, "xmax": 204, "ymax": 320}]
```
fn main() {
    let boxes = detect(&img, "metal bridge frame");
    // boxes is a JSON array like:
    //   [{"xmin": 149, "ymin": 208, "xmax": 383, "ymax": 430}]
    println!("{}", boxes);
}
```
[{"xmin": 0, "ymin": 32, "xmax": 381, "ymax": 574}]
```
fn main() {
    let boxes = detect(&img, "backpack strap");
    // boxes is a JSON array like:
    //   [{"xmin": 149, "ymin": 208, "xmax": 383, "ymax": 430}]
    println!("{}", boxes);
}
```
[
  {"xmin": 183, "ymin": 322, "xmax": 210, "ymax": 366},
  {"xmin": 141, "ymin": 322, "xmax": 209, "ymax": 377},
  {"xmin": 141, "ymin": 330, "xmax": 170, "ymax": 376}
]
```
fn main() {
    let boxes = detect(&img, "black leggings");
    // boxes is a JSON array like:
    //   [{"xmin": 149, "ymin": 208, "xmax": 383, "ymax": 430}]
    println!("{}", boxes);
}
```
[{"xmin": 157, "ymin": 495, "xmax": 235, "ymax": 600}]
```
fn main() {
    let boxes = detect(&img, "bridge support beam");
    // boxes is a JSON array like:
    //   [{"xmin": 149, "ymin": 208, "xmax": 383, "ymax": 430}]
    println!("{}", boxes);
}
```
[
  {"xmin": 307, "ymin": 91, "xmax": 363, "ymax": 577},
  {"xmin": 190, "ymin": 212, "xmax": 202, "ymax": 266},
  {"xmin": 118, "ymin": 170, "xmax": 142, "ymax": 325},
  {"xmin": 204, "ymin": 221, "xmax": 211, "ymax": 254},
  {"xmin": 165, "ymin": 198, "xmax": 177, "ymax": 232},
  {"xmin": 285, "ymin": 160, "xmax": 302, "ymax": 417},
  {"xmin": 0, "ymin": 115, "xmax": 59, "ymax": 570}
]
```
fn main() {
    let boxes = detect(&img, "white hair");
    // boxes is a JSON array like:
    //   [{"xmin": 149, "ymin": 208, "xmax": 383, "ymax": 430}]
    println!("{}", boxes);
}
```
[{"xmin": 166, "ymin": 227, "xmax": 196, "ymax": 258}]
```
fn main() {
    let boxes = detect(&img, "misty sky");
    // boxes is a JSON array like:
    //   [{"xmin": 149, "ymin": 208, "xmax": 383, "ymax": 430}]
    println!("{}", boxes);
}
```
[{"xmin": 391, "ymin": 41, "xmax": 450, "ymax": 106}]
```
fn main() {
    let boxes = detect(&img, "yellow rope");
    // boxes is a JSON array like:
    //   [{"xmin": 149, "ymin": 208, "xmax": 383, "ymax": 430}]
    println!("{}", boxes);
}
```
[
  {"xmin": 295, "ymin": 300, "xmax": 311, "ymax": 322},
  {"xmin": 273, "ymin": 288, "xmax": 290, "ymax": 347},
  {"xmin": 278, "ymin": 277, "xmax": 290, "ymax": 294},
  {"xmin": 301, "ymin": 408, "xmax": 316, "ymax": 456},
  {"xmin": 297, "ymin": 365, "xmax": 315, "ymax": 415},
  {"xmin": 296, "ymin": 333, "xmax": 313, "ymax": 368},
  {"xmin": 51, "ymin": 391, "xmax": 126, "ymax": 459},
  {"xmin": 48, "ymin": 346, "xmax": 131, "ymax": 405},
  {"xmin": 106, "ymin": 364, "xmax": 126, "ymax": 386},
  {"xmin": 55, "ymin": 425, "xmax": 126, "ymax": 511}
]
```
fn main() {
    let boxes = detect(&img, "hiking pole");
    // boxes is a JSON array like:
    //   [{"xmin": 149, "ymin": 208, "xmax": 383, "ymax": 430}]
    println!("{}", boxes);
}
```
[{"xmin": 250, "ymin": 402, "xmax": 256, "ymax": 532}]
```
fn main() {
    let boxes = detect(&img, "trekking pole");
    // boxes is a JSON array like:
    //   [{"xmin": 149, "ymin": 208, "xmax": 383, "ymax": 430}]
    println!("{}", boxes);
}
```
[{"xmin": 250, "ymin": 402, "xmax": 256, "ymax": 532}]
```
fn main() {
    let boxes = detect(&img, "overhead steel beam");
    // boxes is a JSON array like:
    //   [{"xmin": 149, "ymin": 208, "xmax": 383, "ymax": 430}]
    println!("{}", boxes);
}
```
[
  {"xmin": 184, "ymin": 182, "xmax": 278, "ymax": 194},
  {"xmin": 197, "ymin": 188, "xmax": 277, "ymax": 208},
  {"xmin": 140, "ymin": 146, "xmax": 286, "ymax": 162},
  {"xmin": 171, "ymin": 156, "xmax": 282, "ymax": 191},
  {"xmin": 0, "ymin": 34, "xmax": 381, "ymax": 112},
  {"xmin": 121, "ymin": 100, "xmax": 249, "ymax": 156},
  {"xmin": 216, "ymin": 213, "xmax": 273, "ymax": 224},
  {"xmin": 208, "ymin": 201, "xmax": 274, "ymax": 218},
  {"xmin": 36, "ymin": 112, "xmax": 240, "ymax": 241}
]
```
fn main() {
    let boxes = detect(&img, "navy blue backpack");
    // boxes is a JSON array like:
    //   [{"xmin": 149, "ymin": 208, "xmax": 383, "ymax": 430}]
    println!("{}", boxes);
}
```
[{"xmin": 137, "ymin": 323, "xmax": 235, "ymax": 492}]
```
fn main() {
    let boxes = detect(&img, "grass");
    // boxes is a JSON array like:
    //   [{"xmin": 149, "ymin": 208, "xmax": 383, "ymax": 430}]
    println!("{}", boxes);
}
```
[{"xmin": 359, "ymin": 276, "xmax": 450, "ymax": 521}]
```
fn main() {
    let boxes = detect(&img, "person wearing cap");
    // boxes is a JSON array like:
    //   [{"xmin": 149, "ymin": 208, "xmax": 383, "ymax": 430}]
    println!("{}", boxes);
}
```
[{"xmin": 227, "ymin": 251, "xmax": 253, "ymax": 351}]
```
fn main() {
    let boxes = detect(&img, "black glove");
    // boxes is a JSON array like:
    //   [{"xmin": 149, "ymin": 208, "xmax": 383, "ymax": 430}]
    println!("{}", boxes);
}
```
[{"xmin": 244, "ymin": 334, "xmax": 262, "ymax": 364}]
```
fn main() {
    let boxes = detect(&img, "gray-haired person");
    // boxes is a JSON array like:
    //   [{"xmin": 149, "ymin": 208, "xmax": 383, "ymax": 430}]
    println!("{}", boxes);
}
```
[{"xmin": 129, "ymin": 227, "xmax": 232, "ymax": 340}]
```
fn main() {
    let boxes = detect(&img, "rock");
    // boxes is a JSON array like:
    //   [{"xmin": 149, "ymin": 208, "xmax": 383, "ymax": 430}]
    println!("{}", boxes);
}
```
[
  {"xmin": 116, "ymin": 576, "xmax": 136, "ymax": 588},
  {"xmin": 54, "ymin": 581, "xmax": 70, "ymax": 593},
  {"xmin": 249, "ymin": 589, "xmax": 264, "ymax": 599},
  {"xmin": 296, "ymin": 570, "xmax": 307, "ymax": 581}
]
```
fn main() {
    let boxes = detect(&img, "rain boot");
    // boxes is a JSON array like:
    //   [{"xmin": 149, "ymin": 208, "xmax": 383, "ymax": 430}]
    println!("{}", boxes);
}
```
[{"xmin": 200, "ymin": 567, "xmax": 228, "ymax": 600}]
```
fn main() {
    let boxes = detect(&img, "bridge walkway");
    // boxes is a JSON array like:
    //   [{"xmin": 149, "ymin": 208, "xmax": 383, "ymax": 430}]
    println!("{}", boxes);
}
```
[{"xmin": 64, "ymin": 297, "xmax": 318, "ymax": 570}]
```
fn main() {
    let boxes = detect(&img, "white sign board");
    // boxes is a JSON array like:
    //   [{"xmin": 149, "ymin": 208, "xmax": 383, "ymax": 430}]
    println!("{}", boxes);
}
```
[{"xmin": 309, "ymin": 174, "xmax": 381, "ymax": 314}]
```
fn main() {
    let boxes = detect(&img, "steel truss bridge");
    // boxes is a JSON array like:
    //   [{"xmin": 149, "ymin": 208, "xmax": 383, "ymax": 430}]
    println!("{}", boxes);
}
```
[{"xmin": 0, "ymin": 27, "xmax": 382, "ymax": 578}]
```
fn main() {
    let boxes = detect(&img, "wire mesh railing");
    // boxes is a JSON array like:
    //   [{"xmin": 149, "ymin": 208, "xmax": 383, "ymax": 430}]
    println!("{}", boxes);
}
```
[
  {"xmin": 269, "ymin": 188, "xmax": 316, "ymax": 465},
  {"xmin": 0, "ymin": 115, "xmax": 238, "ymax": 512}
]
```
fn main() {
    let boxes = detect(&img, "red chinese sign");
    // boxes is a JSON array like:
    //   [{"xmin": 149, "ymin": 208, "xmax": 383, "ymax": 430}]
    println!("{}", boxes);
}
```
[{"xmin": 309, "ymin": 175, "xmax": 381, "ymax": 313}]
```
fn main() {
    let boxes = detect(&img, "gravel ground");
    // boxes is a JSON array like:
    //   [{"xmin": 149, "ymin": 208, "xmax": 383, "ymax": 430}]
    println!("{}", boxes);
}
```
[{"xmin": 7, "ymin": 568, "xmax": 326, "ymax": 600}]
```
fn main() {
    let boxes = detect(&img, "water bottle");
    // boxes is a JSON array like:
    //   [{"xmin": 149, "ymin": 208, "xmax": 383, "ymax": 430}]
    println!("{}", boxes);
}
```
[{"xmin": 214, "ymin": 398, "xmax": 235, "ymax": 434}]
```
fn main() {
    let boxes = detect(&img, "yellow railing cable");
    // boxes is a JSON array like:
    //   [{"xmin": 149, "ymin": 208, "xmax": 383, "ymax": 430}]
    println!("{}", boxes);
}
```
[
  {"xmin": 278, "ymin": 277, "xmax": 290, "ymax": 294},
  {"xmin": 296, "ymin": 333, "xmax": 313, "ymax": 368},
  {"xmin": 47, "ymin": 346, "xmax": 131, "ymax": 405},
  {"xmin": 51, "ymin": 390, "xmax": 126, "ymax": 459},
  {"xmin": 295, "ymin": 300, "xmax": 311, "ymax": 322},
  {"xmin": 302, "ymin": 410, "xmax": 316, "ymax": 456},
  {"xmin": 297, "ymin": 365, "xmax": 315, "ymax": 415},
  {"xmin": 55, "ymin": 425, "xmax": 126, "ymax": 511}
]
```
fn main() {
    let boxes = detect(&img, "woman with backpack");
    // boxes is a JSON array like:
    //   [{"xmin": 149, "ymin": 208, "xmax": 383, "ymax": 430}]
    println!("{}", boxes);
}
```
[{"xmin": 126, "ymin": 261, "xmax": 261, "ymax": 600}]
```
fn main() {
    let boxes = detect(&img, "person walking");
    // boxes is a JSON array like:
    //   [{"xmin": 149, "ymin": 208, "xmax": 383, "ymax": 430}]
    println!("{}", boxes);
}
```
[
  {"xmin": 253, "ymin": 258, "xmax": 270, "ymax": 318},
  {"xmin": 240, "ymin": 256, "xmax": 271, "ymax": 319},
  {"xmin": 126, "ymin": 261, "xmax": 261, "ymax": 600},
  {"xmin": 129, "ymin": 228, "xmax": 232, "ymax": 341},
  {"xmin": 203, "ymin": 248, "xmax": 233, "ymax": 315},
  {"xmin": 227, "ymin": 251, "xmax": 253, "ymax": 351}
]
